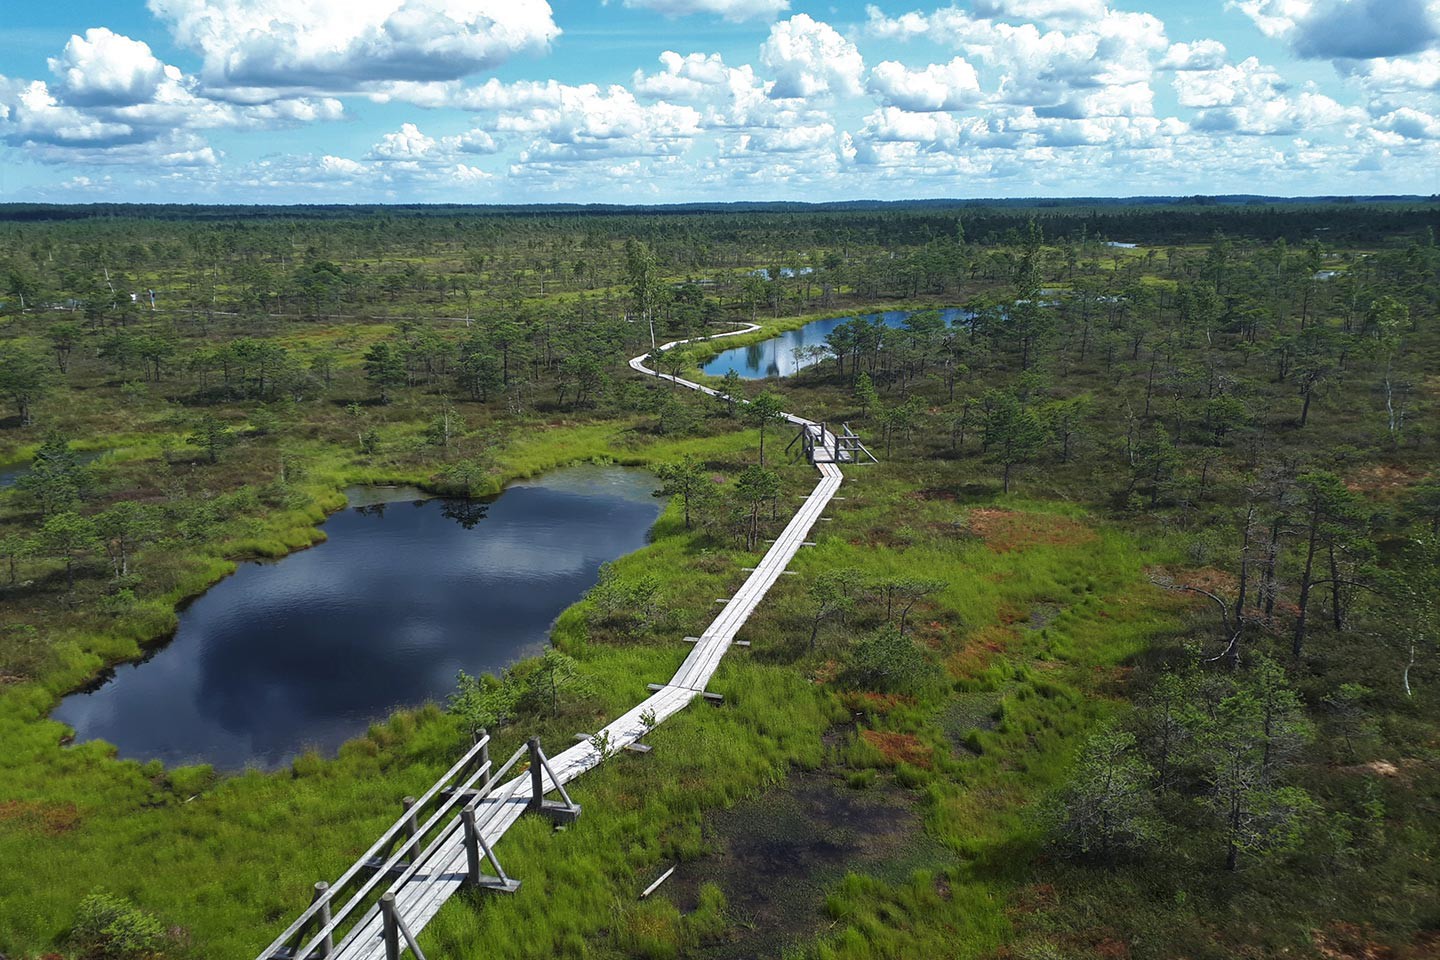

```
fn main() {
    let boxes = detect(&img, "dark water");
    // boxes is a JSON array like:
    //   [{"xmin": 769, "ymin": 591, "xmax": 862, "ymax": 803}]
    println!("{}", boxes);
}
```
[
  {"xmin": 700, "ymin": 308, "xmax": 970, "ymax": 380},
  {"xmin": 0, "ymin": 449, "xmax": 109, "ymax": 488},
  {"xmin": 52, "ymin": 466, "xmax": 665, "ymax": 770}
]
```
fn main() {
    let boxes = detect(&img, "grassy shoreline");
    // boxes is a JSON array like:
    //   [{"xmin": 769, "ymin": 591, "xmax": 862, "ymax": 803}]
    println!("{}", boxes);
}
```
[
  {"xmin": 669, "ymin": 301, "xmax": 963, "ymax": 380},
  {"xmin": 0, "ymin": 377, "xmax": 1188, "ymax": 959}
]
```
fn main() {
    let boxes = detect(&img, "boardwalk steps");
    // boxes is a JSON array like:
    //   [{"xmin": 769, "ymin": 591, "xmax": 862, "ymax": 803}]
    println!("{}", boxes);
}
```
[{"xmin": 257, "ymin": 321, "xmax": 863, "ymax": 960}]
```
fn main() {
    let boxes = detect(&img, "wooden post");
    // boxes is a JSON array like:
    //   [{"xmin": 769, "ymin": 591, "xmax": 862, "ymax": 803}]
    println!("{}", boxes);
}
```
[
  {"xmin": 461, "ymin": 807, "xmax": 481, "ymax": 884},
  {"xmin": 379, "ymin": 893, "xmax": 400, "ymax": 960},
  {"xmin": 311, "ymin": 881, "xmax": 334, "ymax": 959},
  {"xmin": 400, "ymin": 796, "xmax": 418, "ymax": 864},
  {"xmin": 527, "ymin": 738, "xmax": 544, "ymax": 813},
  {"xmin": 476, "ymin": 728, "xmax": 491, "ymax": 789}
]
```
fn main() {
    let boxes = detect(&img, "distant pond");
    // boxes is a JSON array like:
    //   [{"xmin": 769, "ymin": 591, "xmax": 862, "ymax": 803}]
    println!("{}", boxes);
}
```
[
  {"xmin": 700, "ymin": 308, "xmax": 971, "ymax": 380},
  {"xmin": 1, "ymin": 449, "xmax": 110, "ymax": 488},
  {"xmin": 52, "ymin": 466, "xmax": 665, "ymax": 771}
]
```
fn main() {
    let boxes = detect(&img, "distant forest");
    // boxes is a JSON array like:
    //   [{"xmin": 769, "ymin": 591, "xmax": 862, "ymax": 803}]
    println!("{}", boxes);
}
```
[{"xmin": 2, "ymin": 197, "xmax": 1437, "ymax": 246}]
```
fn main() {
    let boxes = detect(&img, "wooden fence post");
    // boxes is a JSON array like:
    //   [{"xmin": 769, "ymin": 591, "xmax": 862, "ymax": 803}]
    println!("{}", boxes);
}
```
[
  {"xmin": 477, "ymin": 728, "xmax": 491, "ymax": 789},
  {"xmin": 527, "ymin": 738, "xmax": 544, "ymax": 813},
  {"xmin": 400, "ymin": 796, "xmax": 418, "ymax": 863},
  {"xmin": 461, "ymin": 807, "xmax": 481, "ymax": 884},
  {"xmin": 379, "ymin": 893, "xmax": 400, "ymax": 960},
  {"xmin": 311, "ymin": 881, "xmax": 334, "ymax": 959}
]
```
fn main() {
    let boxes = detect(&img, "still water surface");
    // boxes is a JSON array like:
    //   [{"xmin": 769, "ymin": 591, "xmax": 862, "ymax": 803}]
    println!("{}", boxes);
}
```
[
  {"xmin": 700, "ymin": 308, "xmax": 970, "ymax": 380},
  {"xmin": 52, "ymin": 466, "xmax": 664, "ymax": 770},
  {"xmin": 0, "ymin": 449, "xmax": 109, "ymax": 488}
]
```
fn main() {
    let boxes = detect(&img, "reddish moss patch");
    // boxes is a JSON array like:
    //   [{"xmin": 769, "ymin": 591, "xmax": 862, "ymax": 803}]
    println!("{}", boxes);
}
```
[
  {"xmin": 1092, "ymin": 664, "xmax": 1134, "ymax": 695},
  {"xmin": 1332, "ymin": 758, "xmax": 1429, "ymax": 781},
  {"xmin": 997, "ymin": 603, "xmax": 1028, "ymax": 625},
  {"xmin": 1314, "ymin": 922, "xmax": 1395, "ymax": 959},
  {"xmin": 811, "ymin": 659, "xmax": 842, "ymax": 684},
  {"xmin": 1311, "ymin": 922, "xmax": 1440, "ymax": 959},
  {"xmin": 1010, "ymin": 883, "xmax": 1058, "ymax": 915},
  {"xmin": 964, "ymin": 508, "xmax": 1096, "ymax": 553},
  {"xmin": 1147, "ymin": 567, "xmax": 1302, "ymax": 627},
  {"xmin": 861, "ymin": 730, "xmax": 934, "ymax": 769},
  {"xmin": 1153, "ymin": 566, "xmax": 1239, "ymax": 595},
  {"xmin": 0, "ymin": 800, "xmax": 81, "ymax": 836},
  {"xmin": 839, "ymin": 691, "xmax": 914, "ymax": 715},
  {"xmin": 1090, "ymin": 934, "xmax": 1132, "ymax": 959},
  {"xmin": 1345, "ymin": 464, "xmax": 1424, "ymax": 495},
  {"xmin": 945, "ymin": 624, "xmax": 1022, "ymax": 678}
]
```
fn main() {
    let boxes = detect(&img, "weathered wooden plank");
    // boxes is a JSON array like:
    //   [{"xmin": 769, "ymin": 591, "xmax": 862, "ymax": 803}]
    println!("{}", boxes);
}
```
[{"xmin": 640, "ymin": 866, "xmax": 676, "ymax": 900}]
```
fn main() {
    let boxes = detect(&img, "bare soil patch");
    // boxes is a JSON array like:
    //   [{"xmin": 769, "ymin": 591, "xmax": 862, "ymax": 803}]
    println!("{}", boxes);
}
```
[{"xmin": 663, "ymin": 766, "xmax": 943, "ymax": 959}]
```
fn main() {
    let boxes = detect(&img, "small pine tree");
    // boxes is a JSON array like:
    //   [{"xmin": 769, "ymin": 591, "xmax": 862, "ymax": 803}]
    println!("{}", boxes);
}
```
[
  {"xmin": 1046, "ymin": 728, "xmax": 1161, "ymax": 862},
  {"xmin": 853, "ymin": 372, "xmax": 878, "ymax": 417}
]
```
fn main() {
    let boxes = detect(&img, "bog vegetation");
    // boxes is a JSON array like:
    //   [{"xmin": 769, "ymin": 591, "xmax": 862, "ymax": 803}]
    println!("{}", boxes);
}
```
[{"xmin": 0, "ymin": 199, "xmax": 1437, "ymax": 960}]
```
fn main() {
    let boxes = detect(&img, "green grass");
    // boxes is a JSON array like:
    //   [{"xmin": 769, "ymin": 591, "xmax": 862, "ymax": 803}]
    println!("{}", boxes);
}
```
[
  {"xmin": 0, "ymin": 393, "xmax": 1185, "ymax": 960},
  {"xmin": 411, "ymin": 462, "xmax": 1183, "ymax": 960},
  {"xmin": 0, "ymin": 294, "xmax": 1192, "ymax": 957}
]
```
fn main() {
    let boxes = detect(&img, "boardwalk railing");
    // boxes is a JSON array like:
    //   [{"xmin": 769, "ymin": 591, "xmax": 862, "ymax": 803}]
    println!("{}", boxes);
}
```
[
  {"xmin": 259, "ymin": 734, "xmax": 580, "ymax": 960},
  {"xmin": 257, "ymin": 319, "xmax": 866, "ymax": 960},
  {"xmin": 788, "ymin": 421, "xmax": 878, "ymax": 465}
]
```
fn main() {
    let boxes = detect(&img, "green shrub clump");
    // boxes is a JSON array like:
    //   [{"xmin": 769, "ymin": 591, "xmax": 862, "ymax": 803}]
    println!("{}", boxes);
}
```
[{"xmin": 71, "ymin": 892, "xmax": 168, "ymax": 959}]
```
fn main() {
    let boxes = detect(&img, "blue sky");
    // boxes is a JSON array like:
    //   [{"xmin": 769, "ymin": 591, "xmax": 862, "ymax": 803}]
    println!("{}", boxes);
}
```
[{"xmin": 1, "ymin": 0, "xmax": 1437, "ymax": 203}]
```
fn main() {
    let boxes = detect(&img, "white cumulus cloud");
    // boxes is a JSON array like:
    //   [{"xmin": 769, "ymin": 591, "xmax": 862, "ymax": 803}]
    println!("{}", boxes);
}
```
[
  {"xmin": 48, "ymin": 28, "xmax": 171, "ymax": 106},
  {"xmin": 971, "ymin": 0, "xmax": 1109, "ymax": 25},
  {"xmin": 1173, "ymin": 57, "xmax": 1285, "ymax": 109},
  {"xmin": 761, "ymin": 15, "xmax": 865, "ymax": 99},
  {"xmin": 147, "ymin": 0, "xmax": 561, "ymax": 94},
  {"xmin": 1161, "ymin": 40, "xmax": 1230, "ymax": 71},
  {"xmin": 619, "ymin": 0, "xmax": 788, "ymax": 22},
  {"xmin": 369, "ymin": 122, "xmax": 438, "ymax": 159},
  {"xmin": 862, "ymin": 5, "xmax": 1167, "ymax": 117},
  {"xmin": 1342, "ymin": 50, "xmax": 1440, "ymax": 91},
  {"xmin": 631, "ymin": 51, "xmax": 808, "ymax": 130},
  {"xmin": 1230, "ymin": 0, "xmax": 1440, "ymax": 60},
  {"xmin": 1371, "ymin": 105, "xmax": 1440, "ymax": 139},
  {"xmin": 2, "ymin": 28, "xmax": 345, "ymax": 164},
  {"xmin": 869, "ymin": 58, "xmax": 981, "ymax": 111}
]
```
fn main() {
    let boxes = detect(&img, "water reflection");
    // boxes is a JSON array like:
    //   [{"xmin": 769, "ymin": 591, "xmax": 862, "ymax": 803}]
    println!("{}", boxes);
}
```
[
  {"xmin": 700, "ymin": 308, "xmax": 971, "ymax": 380},
  {"xmin": 0, "ymin": 449, "xmax": 109, "ymax": 488},
  {"xmin": 52, "ymin": 466, "xmax": 664, "ymax": 770}
]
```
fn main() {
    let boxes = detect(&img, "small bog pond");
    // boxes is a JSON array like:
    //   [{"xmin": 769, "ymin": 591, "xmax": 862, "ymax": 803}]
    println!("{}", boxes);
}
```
[
  {"xmin": 1, "ymin": 449, "xmax": 109, "ymax": 488},
  {"xmin": 700, "ymin": 308, "xmax": 970, "ymax": 380},
  {"xmin": 52, "ymin": 466, "xmax": 664, "ymax": 771}
]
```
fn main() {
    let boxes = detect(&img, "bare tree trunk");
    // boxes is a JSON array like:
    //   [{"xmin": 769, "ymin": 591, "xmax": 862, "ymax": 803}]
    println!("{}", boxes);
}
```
[
  {"xmin": 1234, "ymin": 504, "xmax": 1255, "ymax": 629},
  {"xmin": 1328, "ymin": 544, "xmax": 1345, "ymax": 631},
  {"xmin": 1293, "ymin": 514, "xmax": 1320, "ymax": 658},
  {"xmin": 1262, "ymin": 517, "xmax": 1282, "ymax": 621}
]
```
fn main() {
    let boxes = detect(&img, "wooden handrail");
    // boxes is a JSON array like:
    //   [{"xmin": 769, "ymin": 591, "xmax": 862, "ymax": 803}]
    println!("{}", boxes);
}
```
[
  {"xmin": 291, "ymin": 743, "xmax": 529, "ymax": 959},
  {"xmin": 262, "ymin": 737, "xmax": 524, "ymax": 960}
]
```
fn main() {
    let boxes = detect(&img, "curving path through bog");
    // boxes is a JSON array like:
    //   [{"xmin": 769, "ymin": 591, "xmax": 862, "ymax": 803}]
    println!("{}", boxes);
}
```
[{"xmin": 260, "ymin": 322, "xmax": 848, "ymax": 960}]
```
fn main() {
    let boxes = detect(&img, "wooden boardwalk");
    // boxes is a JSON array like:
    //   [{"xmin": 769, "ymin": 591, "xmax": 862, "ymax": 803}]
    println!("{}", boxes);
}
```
[{"xmin": 259, "ymin": 324, "xmax": 851, "ymax": 960}]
